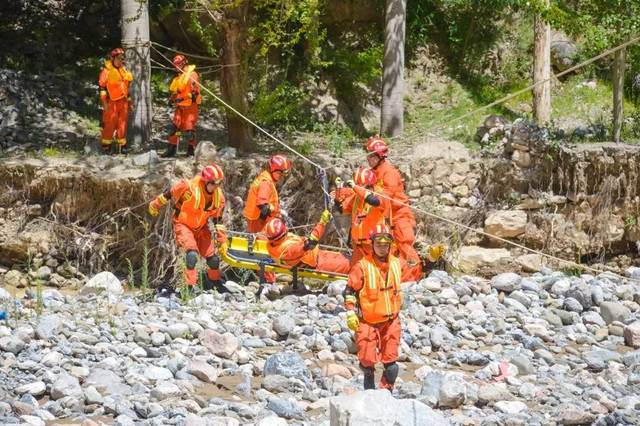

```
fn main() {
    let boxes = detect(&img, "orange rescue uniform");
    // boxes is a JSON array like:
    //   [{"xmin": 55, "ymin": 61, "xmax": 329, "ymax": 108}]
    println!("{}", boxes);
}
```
[
  {"xmin": 373, "ymin": 160, "xmax": 421, "ymax": 281},
  {"xmin": 98, "ymin": 60, "xmax": 133, "ymax": 149},
  {"xmin": 160, "ymin": 175, "xmax": 226, "ymax": 285},
  {"xmin": 336, "ymin": 185, "xmax": 390, "ymax": 266},
  {"xmin": 267, "ymin": 222, "xmax": 350, "ymax": 274},
  {"xmin": 168, "ymin": 65, "xmax": 202, "ymax": 147},
  {"xmin": 346, "ymin": 254, "xmax": 404, "ymax": 389}
]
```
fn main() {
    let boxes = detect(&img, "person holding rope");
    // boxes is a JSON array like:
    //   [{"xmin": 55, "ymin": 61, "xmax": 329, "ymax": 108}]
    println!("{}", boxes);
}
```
[
  {"xmin": 333, "ymin": 167, "xmax": 391, "ymax": 266},
  {"xmin": 243, "ymin": 154, "xmax": 292, "ymax": 284},
  {"xmin": 162, "ymin": 54, "xmax": 202, "ymax": 158},
  {"xmin": 344, "ymin": 224, "xmax": 405, "ymax": 391},
  {"xmin": 148, "ymin": 164, "xmax": 227, "ymax": 292},
  {"xmin": 264, "ymin": 210, "xmax": 350, "ymax": 275},
  {"xmin": 98, "ymin": 48, "xmax": 133, "ymax": 155}
]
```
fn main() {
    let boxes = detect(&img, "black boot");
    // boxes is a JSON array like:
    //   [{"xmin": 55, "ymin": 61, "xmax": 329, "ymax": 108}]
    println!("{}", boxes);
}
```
[
  {"xmin": 161, "ymin": 144, "xmax": 177, "ymax": 158},
  {"xmin": 120, "ymin": 145, "xmax": 129, "ymax": 155},
  {"xmin": 361, "ymin": 364, "xmax": 376, "ymax": 390},
  {"xmin": 186, "ymin": 145, "xmax": 195, "ymax": 157}
]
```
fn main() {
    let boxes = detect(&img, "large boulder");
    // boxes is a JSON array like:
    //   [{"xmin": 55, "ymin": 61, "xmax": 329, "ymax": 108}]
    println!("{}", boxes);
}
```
[
  {"xmin": 490, "ymin": 272, "xmax": 521, "ymax": 293},
  {"xmin": 82, "ymin": 271, "xmax": 123, "ymax": 296},
  {"xmin": 329, "ymin": 389, "xmax": 450, "ymax": 426},
  {"xmin": 263, "ymin": 351, "xmax": 311, "ymax": 386},
  {"xmin": 600, "ymin": 302, "xmax": 631, "ymax": 325},
  {"xmin": 455, "ymin": 246, "xmax": 511, "ymax": 274},
  {"xmin": 484, "ymin": 210, "xmax": 527, "ymax": 238},
  {"xmin": 551, "ymin": 40, "xmax": 577, "ymax": 72}
]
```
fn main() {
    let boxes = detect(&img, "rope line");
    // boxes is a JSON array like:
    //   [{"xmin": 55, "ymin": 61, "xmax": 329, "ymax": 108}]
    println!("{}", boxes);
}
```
[{"xmin": 151, "ymin": 41, "xmax": 219, "ymax": 62}]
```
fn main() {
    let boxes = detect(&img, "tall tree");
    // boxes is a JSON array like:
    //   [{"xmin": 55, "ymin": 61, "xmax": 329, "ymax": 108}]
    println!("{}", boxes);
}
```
[
  {"xmin": 533, "ymin": 0, "xmax": 551, "ymax": 125},
  {"xmin": 121, "ymin": 0, "xmax": 152, "ymax": 148},
  {"xmin": 612, "ymin": 38, "xmax": 626, "ymax": 143},
  {"xmin": 380, "ymin": 0, "xmax": 406, "ymax": 137}
]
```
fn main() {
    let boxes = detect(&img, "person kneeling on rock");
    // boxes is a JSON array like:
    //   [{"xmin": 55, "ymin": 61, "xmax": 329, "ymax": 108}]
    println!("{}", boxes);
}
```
[
  {"xmin": 343, "ymin": 224, "xmax": 406, "ymax": 391},
  {"xmin": 148, "ymin": 164, "xmax": 227, "ymax": 292}
]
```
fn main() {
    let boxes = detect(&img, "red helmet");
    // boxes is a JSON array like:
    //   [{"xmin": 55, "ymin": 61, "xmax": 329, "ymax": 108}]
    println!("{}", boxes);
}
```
[
  {"xmin": 265, "ymin": 218, "xmax": 287, "ymax": 240},
  {"xmin": 110, "ymin": 48, "xmax": 124, "ymax": 59},
  {"xmin": 370, "ymin": 223, "xmax": 393, "ymax": 242},
  {"xmin": 172, "ymin": 54, "xmax": 187, "ymax": 68},
  {"xmin": 268, "ymin": 155, "xmax": 292, "ymax": 174},
  {"xmin": 354, "ymin": 167, "xmax": 376, "ymax": 187},
  {"xmin": 201, "ymin": 164, "xmax": 224, "ymax": 183},
  {"xmin": 365, "ymin": 135, "xmax": 388, "ymax": 158}
]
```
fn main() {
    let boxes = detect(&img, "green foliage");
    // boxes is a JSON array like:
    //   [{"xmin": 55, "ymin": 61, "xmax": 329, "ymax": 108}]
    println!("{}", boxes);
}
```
[
  {"xmin": 328, "ymin": 39, "xmax": 383, "ymax": 103},
  {"xmin": 251, "ymin": 82, "xmax": 307, "ymax": 129}
]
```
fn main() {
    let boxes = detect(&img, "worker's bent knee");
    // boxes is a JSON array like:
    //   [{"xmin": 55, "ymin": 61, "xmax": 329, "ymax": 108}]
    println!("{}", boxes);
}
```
[
  {"xmin": 206, "ymin": 255, "xmax": 220, "ymax": 270},
  {"xmin": 185, "ymin": 250, "xmax": 198, "ymax": 269}
]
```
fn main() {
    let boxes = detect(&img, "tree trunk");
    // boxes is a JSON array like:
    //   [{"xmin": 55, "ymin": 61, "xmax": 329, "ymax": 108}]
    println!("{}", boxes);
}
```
[
  {"xmin": 532, "ymin": 0, "xmax": 551, "ymax": 125},
  {"xmin": 612, "ymin": 44, "xmax": 626, "ymax": 143},
  {"xmin": 121, "ymin": 0, "xmax": 152, "ymax": 148},
  {"xmin": 380, "ymin": 0, "xmax": 406, "ymax": 137},
  {"xmin": 220, "ymin": 3, "xmax": 251, "ymax": 152}
]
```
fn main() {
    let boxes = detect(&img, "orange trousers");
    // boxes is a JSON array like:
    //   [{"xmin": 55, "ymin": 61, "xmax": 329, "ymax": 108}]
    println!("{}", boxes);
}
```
[
  {"xmin": 174, "ymin": 222, "xmax": 220, "ymax": 286},
  {"xmin": 356, "ymin": 315, "xmax": 401, "ymax": 368},
  {"xmin": 314, "ymin": 251, "xmax": 351, "ymax": 274},
  {"xmin": 168, "ymin": 104, "xmax": 199, "ymax": 146},
  {"xmin": 393, "ymin": 217, "xmax": 422, "ymax": 281},
  {"xmin": 246, "ymin": 218, "xmax": 276, "ymax": 284},
  {"xmin": 101, "ymin": 98, "xmax": 129, "ymax": 148}
]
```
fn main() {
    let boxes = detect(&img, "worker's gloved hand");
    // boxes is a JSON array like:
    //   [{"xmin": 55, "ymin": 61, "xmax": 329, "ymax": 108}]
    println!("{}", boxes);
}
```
[
  {"xmin": 346, "ymin": 311, "xmax": 360, "ymax": 332},
  {"xmin": 258, "ymin": 204, "xmax": 272, "ymax": 220},
  {"xmin": 319, "ymin": 209, "xmax": 332, "ymax": 225},
  {"xmin": 427, "ymin": 243, "xmax": 446, "ymax": 262},
  {"xmin": 335, "ymin": 177, "xmax": 343, "ymax": 187},
  {"xmin": 345, "ymin": 179, "xmax": 355, "ymax": 188},
  {"xmin": 215, "ymin": 223, "xmax": 228, "ymax": 245},
  {"xmin": 148, "ymin": 202, "xmax": 159, "ymax": 217},
  {"xmin": 303, "ymin": 234, "xmax": 319, "ymax": 251}
]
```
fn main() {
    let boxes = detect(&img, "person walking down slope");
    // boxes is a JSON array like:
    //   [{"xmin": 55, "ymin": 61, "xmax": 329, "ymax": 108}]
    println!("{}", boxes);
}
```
[
  {"xmin": 265, "ymin": 210, "xmax": 350, "ymax": 275},
  {"xmin": 148, "ymin": 164, "xmax": 227, "ymax": 292},
  {"xmin": 162, "ymin": 54, "xmax": 202, "ymax": 158},
  {"xmin": 98, "ymin": 48, "xmax": 133, "ymax": 155},
  {"xmin": 343, "ymin": 224, "xmax": 406, "ymax": 391},
  {"xmin": 242, "ymin": 154, "xmax": 292, "ymax": 284}
]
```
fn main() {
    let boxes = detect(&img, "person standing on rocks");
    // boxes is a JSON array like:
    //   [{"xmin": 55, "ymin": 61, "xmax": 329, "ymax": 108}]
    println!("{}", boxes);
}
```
[
  {"xmin": 162, "ymin": 54, "xmax": 202, "ymax": 158},
  {"xmin": 243, "ymin": 154, "xmax": 292, "ymax": 284},
  {"xmin": 333, "ymin": 167, "xmax": 390, "ymax": 266},
  {"xmin": 148, "ymin": 164, "xmax": 227, "ymax": 291},
  {"xmin": 264, "ymin": 210, "xmax": 350, "ymax": 274},
  {"xmin": 365, "ymin": 136, "xmax": 422, "ymax": 281},
  {"xmin": 344, "ymin": 224, "xmax": 404, "ymax": 391},
  {"xmin": 98, "ymin": 48, "xmax": 133, "ymax": 155}
]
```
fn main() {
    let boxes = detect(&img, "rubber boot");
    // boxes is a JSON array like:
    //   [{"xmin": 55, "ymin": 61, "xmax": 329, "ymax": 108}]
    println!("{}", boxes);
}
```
[
  {"xmin": 161, "ymin": 144, "xmax": 177, "ymax": 158},
  {"xmin": 186, "ymin": 144, "xmax": 195, "ymax": 157},
  {"xmin": 361, "ymin": 365, "xmax": 375, "ymax": 390}
]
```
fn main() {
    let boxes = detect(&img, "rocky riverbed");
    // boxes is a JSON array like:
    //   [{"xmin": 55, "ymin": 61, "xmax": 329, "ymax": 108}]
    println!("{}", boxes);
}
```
[{"xmin": 2, "ymin": 267, "xmax": 640, "ymax": 426}]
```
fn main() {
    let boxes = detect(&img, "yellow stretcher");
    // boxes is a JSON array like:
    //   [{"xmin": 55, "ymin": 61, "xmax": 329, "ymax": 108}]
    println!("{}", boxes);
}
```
[{"xmin": 219, "ymin": 233, "xmax": 348, "ymax": 284}]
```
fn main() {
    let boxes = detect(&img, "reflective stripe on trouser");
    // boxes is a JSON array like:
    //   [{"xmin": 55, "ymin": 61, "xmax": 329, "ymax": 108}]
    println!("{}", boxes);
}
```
[
  {"xmin": 356, "ymin": 315, "xmax": 401, "ymax": 368},
  {"xmin": 174, "ymin": 223, "xmax": 216, "ymax": 286},
  {"xmin": 101, "ymin": 98, "xmax": 129, "ymax": 145}
]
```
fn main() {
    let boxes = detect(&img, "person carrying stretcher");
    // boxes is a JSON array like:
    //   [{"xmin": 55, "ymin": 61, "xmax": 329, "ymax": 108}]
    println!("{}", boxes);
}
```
[{"xmin": 265, "ymin": 210, "xmax": 350, "ymax": 274}]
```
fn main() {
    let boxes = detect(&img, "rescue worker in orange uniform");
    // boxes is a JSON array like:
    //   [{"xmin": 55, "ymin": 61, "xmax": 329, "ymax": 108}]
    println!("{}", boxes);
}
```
[
  {"xmin": 344, "ymin": 224, "xmax": 405, "ymax": 391},
  {"xmin": 265, "ymin": 210, "xmax": 350, "ymax": 275},
  {"xmin": 334, "ymin": 167, "xmax": 390, "ymax": 266},
  {"xmin": 148, "ymin": 164, "xmax": 227, "ymax": 290},
  {"xmin": 162, "ymin": 54, "xmax": 202, "ymax": 158},
  {"xmin": 98, "ymin": 48, "xmax": 133, "ymax": 154},
  {"xmin": 365, "ymin": 136, "xmax": 422, "ymax": 281},
  {"xmin": 242, "ymin": 154, "xmax": 292, "ymax": 283}
]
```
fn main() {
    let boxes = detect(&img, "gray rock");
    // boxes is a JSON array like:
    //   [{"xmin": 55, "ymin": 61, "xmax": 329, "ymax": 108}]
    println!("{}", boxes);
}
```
[
  {"xmin": 330, "ymin": 389, "xmax": 450, "ymax": 426},
  {"xmin": 272, "ymin": 315, "xmax": 295, "ymax": 337},
  {"xmin": 0, "ymin": 336, "xmax": 24, "ymax": 354},
  {"xmin": 151, "ymin": 332, "xmax": 165, "ymax": 346},
  {"xmin": 36, "ymin": 266, "xmax": 51, "ymax": 281},
  {"xmin": 583, "ymin": 349, "xmax": 621, "ymax": 371},
  {"xmin": 556, "ymin": 407, "xmax": 596, "ymax": 425},
  {"xmin": 420, "ymin": 371, "xmax": 444, "ymax": 407},
  {"xmin": 131, "ymin": 150, "xmax": 159, "ymax": 167},
  {"xmin": 189, "ymin": 360, "xmax": 219, "ymax": 383},
  {"xmin": 563, "ymin": 297, "xmax": 584, "ymax": 313},
  {"xmin": 255, "ymin": 416, "xmax": 288, "ymax": 426},
  {"xmin": 600, "ymin": 302, "xmax": 631, "ymax": 324},
  {"xmin": 85, "ymin": 368, "xmax": 131, "ymax": 396},
  {"xmin": 50, "ymin": 374, "xmax": 83, "ymax": 400},
  {"xmin": 565, "ymin": 282, "xmax": 593, "ymax": 310},
  {"xmin": 263, "ymin": 351, "xmax": 311, "ymax": 386},
  {"xmin": 490, "ymin": 273, "xmax": 521, "ymax": 293},
  {"xmin": 83, "ymin": 271, "xmax": 123, "ymax": 296},
  {"xmin": 430, "ymin": 324, "xmax": 454, "ymax": 350},
  {"xmin": 267, "ymin": 397, "xmax": 303, "ymax": 419},
  {"xmin": 551, "ymin": 40, "xmax": 578, "ymax": 72},
  {"xmin": 144, "ymin": 366, "xmax": 173, "ymax": 381},
  {"xmin": 478, "ymin": 383, "xmax": 512, "ymax": 404},
  {"xmin": 510, "ymin": 355, "xmax": 535, "ymax": 375},
  {"xmin": 15, "ymin": 381, "xmax": 46, "ymax": 397},
  {"xmin": 200, "ymin": 329, "xmax": 239, "ymax": 358},
  {"xmin": 624, "ymin": 321, "xmax": 640, "ymax": 348},
  {"xmin": 438, "ymin": 377, "xmax": 466, "ymax": 408},
  {"xmin": 84, "ymin": 386, "xmax": 104, "ymax": 405},
  {"xmin": 2, "ymin": 270, "xmax": 23, "ymax": 288},
  {"xmin": 495, "ymin": 400, "xmax": 528, "ymax": 414},
  {"xmin": 35, "ymin": 314, "xmax": 63, "ymax": 340},
  {"xmin": 167, "ymin": 323, "xmax": 190, "ymax": 339},
  {"xmin": 551, "ymin": 279, "xmax": 571, "ymax": 296},
  {"xmin": 150, "ymin": 381, "xmax": 181, "ymax": 400},
  {"xmin": 326, "ymin": 280, "xmax": 346, "ymax": 297}
]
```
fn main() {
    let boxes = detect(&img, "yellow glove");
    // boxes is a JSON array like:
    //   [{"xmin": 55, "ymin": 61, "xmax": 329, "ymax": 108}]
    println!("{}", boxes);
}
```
[
  {"xmin": 148, "ymin": 202, "xmax": 159, "ymax": 217},
  {"xmin": 346, "ymin": 311, "xmax": 360, "ymax": 332},
  {"xmin": 346, "ymin": 179, "xmax": 355, "ymax": 188},
  {"xmin": 335, "ymin": 177, "xmax": 343, "ymax": 187},
  {"xmin": 428, "ymin": 243, "xmax": 446, "ymax": 262},
  {"xmin": 319, "ymin": 209, "xmax": 332, "ymax": 225}
]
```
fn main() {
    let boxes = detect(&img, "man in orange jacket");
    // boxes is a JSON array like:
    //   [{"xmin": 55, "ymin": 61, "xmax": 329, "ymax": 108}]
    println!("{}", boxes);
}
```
[
  {"xmin": 148, "ymin": 164, "xmax": 227, "ymax": 291},
  {"xmin": 242, "ymin": 154, "xmax": 292, "ymax": 283},
  {"xmin": 264, "ymin": 210, "xmax": 350, "ymax": 275},
  {"xmin": 98, "ymin": 48, "xmax": 134, "ymax": 154},
  {"xmin": 162, "ymin": 54, "xmax": 202, "ymax": 158},
  {"xmin": 344, "ymin": 224, "xmax": 405, "ymax": 391},
  {"xmin": 365, "ymin": 136, "xmax": 422, "ymax": 281},
  {"xmin": 334, "ymin": 167, "xmax": 390, "ymax": 266}
]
